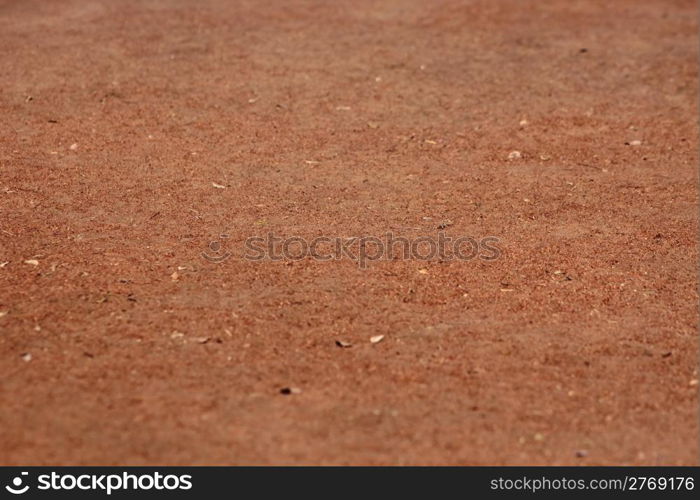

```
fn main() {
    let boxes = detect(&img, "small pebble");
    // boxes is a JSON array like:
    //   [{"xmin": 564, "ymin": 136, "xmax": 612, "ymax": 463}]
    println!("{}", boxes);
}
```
[
  {"xmin": 508, "ymin": 151, "xmax": 522, "ymax": 160},
  {"xmin": 280, "ymin": 387, "xmax": 302, "ymax": 395}
]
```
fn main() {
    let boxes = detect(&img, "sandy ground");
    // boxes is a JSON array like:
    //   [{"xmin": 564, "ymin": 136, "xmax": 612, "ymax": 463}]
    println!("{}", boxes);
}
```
[{"xmin": 0, "ymin": 0, "xmax": 698, "ymax": 465}]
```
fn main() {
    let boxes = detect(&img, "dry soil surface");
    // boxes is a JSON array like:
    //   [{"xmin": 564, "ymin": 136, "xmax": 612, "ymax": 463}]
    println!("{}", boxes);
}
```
[{"xmin": 0, "ymin": 0, "xmax": 698, "ymax": 465}]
